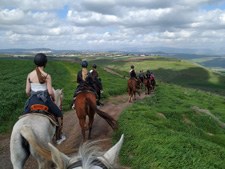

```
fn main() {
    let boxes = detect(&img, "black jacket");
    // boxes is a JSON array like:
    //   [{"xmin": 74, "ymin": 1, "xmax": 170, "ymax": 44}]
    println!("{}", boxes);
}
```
[{"xmin": 77, "ymin": 70, "xmax": 94, "ymax": 88}]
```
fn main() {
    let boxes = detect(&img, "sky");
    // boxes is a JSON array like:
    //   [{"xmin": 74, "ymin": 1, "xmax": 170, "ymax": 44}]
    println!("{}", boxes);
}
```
[{"xmin": 0, "ymin": 0, "xmax": 225, "ymax": 53}]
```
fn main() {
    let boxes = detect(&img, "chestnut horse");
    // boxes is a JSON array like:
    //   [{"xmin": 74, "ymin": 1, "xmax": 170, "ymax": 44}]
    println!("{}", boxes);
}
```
[
  {"xmin": 127, "ymin": 78, "xmax": 140, "ymax": 102},
  {"xmin": 145, "ymin": 78, "xmax": 152, "ymax": 95},
  {"xmin": 75, "ymin": 91, "xmax": 117, "ymax": 142}
]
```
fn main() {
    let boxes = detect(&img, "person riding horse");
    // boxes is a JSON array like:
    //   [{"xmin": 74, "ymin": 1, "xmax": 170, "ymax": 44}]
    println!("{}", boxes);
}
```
[
  {"xmin": 138, "ymin": 70, "xmax": 144, "ymax": 83},
  {"xmin": 150, "ymin": 72, "xmax": 157, "ymax": 88},
  {"xmin": 145, "ymin": 70, "xmax": 151, "ymax": 79},
  {"xmin": 72, "ymin": 61, "xmax": 98, "ymax": 108},
  {"xmin": 90, "ymin": 64, "xmax": 104, "ymax": 94},
  {"xmin": 24, "ymin": 53, "xmax": 64, "ymax": 140},
  {"xmin": 129, "ymin": 65, "xmax": 137, "ymax": 79}
]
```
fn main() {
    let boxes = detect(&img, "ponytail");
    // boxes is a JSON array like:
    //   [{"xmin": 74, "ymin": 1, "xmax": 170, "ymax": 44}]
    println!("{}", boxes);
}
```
[
  {"xmin": 82, "ymin": 68, "xmax": 88, "ymax": 81},
  {"xmin": 36, "ymin": 67, "xmax": 46, "ymax": 84}
]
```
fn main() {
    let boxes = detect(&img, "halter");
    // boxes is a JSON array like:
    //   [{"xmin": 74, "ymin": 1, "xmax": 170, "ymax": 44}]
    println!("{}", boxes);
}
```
[{"xmin": 67, "ymin": 159, "xmax": 108, "ymax": 169}]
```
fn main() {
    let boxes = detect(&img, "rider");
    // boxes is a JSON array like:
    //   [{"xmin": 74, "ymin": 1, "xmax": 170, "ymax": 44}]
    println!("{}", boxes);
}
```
[
  {"xmin": 138, "ymin": 70, "xmax": 144, "ymax": 83},
  {"xmin": 129, "ymin": 65, "xmax": 137, "ymax": 79},
  {"xmin": 150, "ymin": 72, "xmax": 156, "ymax": 85},
  {"xmin": 24, "ymin": 53, "xmax": 64, "ymax": 141},
  {"xmin": 72, "ymin": 60, "xmax": 97, "ymax": 108},
  {"xmin": 90, "ymin": 64, "xmax": 104, "ymax": 94},
  {"xmin": 145, "ymin": 70, "xmax": 151, "ymax": 79}
]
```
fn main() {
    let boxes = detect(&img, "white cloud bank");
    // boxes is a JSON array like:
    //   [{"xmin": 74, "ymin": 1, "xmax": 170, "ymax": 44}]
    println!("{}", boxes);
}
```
[{"xmin": 0, "ymin": 0, "xmax": 225, "ymax": 53}]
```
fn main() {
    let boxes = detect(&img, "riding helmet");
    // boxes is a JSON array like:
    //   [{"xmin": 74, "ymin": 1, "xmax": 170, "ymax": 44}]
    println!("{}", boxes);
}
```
[
  {"xmin": 147, "ymin": 70, "xmax": 150, "ymax": 73},
  {"xmin": 34, "ymin": 53, "xmax": 47, "ymax": 67},
  {"xmin": 81, "ymin": 60, "xmax": 88, "ymax": 67},
  {"xmin": 92, "ymin": 64, "xmax": 97, "ymax": 68},
  {"xmin": 131, "ymin": 65, "xmax": 134, "ymax": 68}
]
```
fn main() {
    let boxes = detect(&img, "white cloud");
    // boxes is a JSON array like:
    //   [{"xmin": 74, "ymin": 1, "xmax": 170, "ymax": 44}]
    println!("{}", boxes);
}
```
[{"xmin": 0, "ymin": 0, "xmax": 225, "ymax": 53}]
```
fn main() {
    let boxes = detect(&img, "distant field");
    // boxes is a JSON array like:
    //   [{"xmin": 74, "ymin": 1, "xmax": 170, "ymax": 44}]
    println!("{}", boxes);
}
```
[
  {"xmin": 0, "ymin": 59, "xmax": 127, "ymax": 133},
  {"xmin": 114, "ymin": 82, "xmax": 225, "ymax": 169}
]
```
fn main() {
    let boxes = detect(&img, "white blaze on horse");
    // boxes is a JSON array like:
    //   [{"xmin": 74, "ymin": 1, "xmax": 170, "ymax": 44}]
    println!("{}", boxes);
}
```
[
  {"xmin": 10, "ymin": 88, "xmax": 63, "ymax": 169},
  {"xmin": 20, "ymin": 125, "xmax": 124, "ymax": 169}
]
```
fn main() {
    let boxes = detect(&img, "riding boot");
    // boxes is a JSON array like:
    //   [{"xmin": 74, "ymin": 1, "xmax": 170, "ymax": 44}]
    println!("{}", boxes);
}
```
[{"xmin": 56, "ymin": 117, "xmax": 63, "ymax": 140}]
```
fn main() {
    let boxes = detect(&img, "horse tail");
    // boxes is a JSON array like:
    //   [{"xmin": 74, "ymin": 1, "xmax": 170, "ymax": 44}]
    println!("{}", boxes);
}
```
[
  {"xmin": 85, "ymin": 98, "xmax": 118, "ymax": 130},
  {"xmin": 20, "ymin": 125, "xmax": 52, "ymax": 161}
]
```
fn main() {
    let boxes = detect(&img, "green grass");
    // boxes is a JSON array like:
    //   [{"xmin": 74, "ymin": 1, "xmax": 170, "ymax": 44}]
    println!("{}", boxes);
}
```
[
  {"xmin": 114, "ymin": 82, "xmax": 225, "ymax": 169},
  {"xmin": 0, "ymin": 59, "xmax": 127, "ymax": 133}
]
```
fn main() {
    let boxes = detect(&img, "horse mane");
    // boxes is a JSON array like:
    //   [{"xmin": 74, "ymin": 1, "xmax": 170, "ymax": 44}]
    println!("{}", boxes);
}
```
[{"xmin": 69, "ymin": 140, "xmax": 115, "ymax": 169}]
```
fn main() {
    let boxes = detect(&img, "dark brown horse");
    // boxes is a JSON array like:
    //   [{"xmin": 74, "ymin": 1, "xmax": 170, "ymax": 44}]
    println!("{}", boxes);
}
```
[
  {"xmin": 127, "ymin": 78, "xmax": 140, "ymax": 102},
  {"xmin": 75, "ymin": 91, "xmax": 117, "ymax": 142},
  {"xmin": 137, "ymin": 77, "xmax": 144, "ymax": 89},
  {"xmin": 144, "ymin": 78, "xmax": 152, "ymax": 95}
]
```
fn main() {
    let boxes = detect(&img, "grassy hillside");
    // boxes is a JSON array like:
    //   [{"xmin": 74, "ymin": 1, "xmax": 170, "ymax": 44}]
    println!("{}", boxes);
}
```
[
  {"xmin": 92, "ymin": 56, "xmax": 225, "ymax": 96},
  {"xmin": 114, "ymin": 82, "xmax": 225, "ymax": 169},
  {"xmin": 0, "ymin": 59, "xmax": 127, "ymax": 133}
]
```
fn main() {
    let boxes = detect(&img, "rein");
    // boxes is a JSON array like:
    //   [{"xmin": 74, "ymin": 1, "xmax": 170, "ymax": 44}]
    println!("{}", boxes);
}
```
[{"xmin": 67, "ymin": 159, "xmax": 108, "ymax": 169}]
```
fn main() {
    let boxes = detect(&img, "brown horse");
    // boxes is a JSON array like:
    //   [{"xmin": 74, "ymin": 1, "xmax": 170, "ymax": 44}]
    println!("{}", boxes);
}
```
[
  {"xmin": 137, "ymin": 77, "xmax": 144, "ymax": 89},
  {"xmin": 144, "ymin": 78, "xmax": 152, "ymax": 95},
  {"xmin": 75, "ymin": 91, "xmax": 117, "ymax": 142},
  {"xmin": 127, "ymin": 78, "xmax": 141, "ymax": 102}
]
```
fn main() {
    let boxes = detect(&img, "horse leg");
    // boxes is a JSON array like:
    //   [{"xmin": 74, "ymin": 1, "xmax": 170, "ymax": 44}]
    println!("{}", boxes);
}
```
[
  {"xmin": 10, "ymin": 131, "xmax": 30, "ymax": 169},
  {"xmin": 130, "ymin": 91, "xmax": 134, "ymax": 102},
  {"xmin": 88, "ymin": 110, "xmax": 94, "ymax": 140},
  {"xmin": 145, "ymin": 86, "xmax": 147, "ymax": 95},
  {"xmin": 79, "ymin": 118, "xmax": 86, "ymax": 143},
  {"xmin": 128, "ymin": 87, "xmax": 131, "ymax": 102}
]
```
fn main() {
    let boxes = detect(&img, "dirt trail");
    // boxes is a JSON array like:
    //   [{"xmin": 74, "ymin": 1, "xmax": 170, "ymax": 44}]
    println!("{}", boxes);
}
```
[{"xmin": 0, "ymin": 68, "xmax": 152, "ymax": 169}]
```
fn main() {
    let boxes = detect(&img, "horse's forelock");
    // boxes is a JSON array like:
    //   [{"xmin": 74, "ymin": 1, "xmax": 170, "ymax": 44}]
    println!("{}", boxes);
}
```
[{"xmin": 68, "ymin": 140, "xmax": 114, "ymax": 169}]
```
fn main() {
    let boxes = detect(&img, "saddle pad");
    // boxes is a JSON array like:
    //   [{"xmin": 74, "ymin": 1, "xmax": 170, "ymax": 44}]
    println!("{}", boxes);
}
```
[{"xmin": 19, "ymin": 113, "xmax": 58, "ymax": 126}]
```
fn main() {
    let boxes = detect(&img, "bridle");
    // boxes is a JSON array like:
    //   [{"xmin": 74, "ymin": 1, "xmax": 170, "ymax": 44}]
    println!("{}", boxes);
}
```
[{"xmin": 67, "ymin": 159, "xmax": 108, "ymax": 169}]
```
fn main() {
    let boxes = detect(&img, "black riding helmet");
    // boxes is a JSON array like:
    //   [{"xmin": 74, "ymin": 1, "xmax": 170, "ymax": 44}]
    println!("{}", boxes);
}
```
[
  {"xmin": 92, "ymin": 64, "xmax": 97, "ymax": 68},
  {"xmin": 131, "ymin": 65, "xmax": 134, "ymax": 68},
  {"xmin": 81, "ymin": 60, "xmax": 88, "ymax": 68},
  {"xmin": 147, "ymin": 70, "xmax": 150, "ymax": 73},
  {"xmin": 34, "ymin": 53, "xmax": 47, "ymax": 67}
]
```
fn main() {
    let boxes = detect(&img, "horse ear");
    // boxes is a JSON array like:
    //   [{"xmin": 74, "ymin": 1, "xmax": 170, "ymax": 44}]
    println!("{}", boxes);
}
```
[
  {"xmin": 102, "ymin": 134, "xmax": 124, "ymax": 165},
  {"xmin": 48, "ymin": 143, "xmax": 69, "ymax": 169}
]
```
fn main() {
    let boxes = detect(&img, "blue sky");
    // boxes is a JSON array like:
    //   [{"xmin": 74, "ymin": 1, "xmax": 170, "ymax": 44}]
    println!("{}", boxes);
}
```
[{"xmin": 0, "ymin": 0, "xmax": 225, "ymax": 54}]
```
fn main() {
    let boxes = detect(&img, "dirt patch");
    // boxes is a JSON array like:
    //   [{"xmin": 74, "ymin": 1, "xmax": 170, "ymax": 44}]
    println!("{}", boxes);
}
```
[
  {"xmin": 192, "ymin": 106, "xmax": 225, "ymax": 128},
  {"xmin": 157, "ymin": 113, "xmax": 167, "ymax": 119}
]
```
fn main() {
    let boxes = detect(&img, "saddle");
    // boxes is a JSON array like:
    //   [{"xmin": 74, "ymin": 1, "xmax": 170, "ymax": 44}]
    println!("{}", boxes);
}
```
[
  {"xmin": 19, "ymin": 104, "xmax": 59, "ymax": 126},
  {"xmin": 74, "ymin": 87, "xmax": 98, "ymax": 98}
]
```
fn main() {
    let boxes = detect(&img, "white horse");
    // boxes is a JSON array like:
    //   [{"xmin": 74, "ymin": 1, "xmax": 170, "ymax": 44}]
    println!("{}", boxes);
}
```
[
  {"xmin": 20, "ymin": 125, "xmax": 124, "ymax": 169},
  {"xmin": 10, "ymin": 88, "xmax": 63, "ymax": 169}
]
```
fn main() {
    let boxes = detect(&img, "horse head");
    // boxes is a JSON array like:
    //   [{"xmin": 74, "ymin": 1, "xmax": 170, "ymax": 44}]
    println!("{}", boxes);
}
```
[
  {"xmin": 49, "ymin": 134, "xmax": 124, "ymax": 169},
  {"xmin": 53, "ymin": 88, "xmax": 63, "ymax": 110}
]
